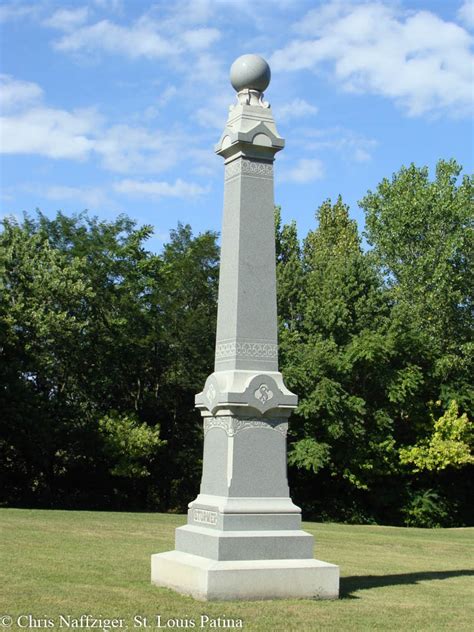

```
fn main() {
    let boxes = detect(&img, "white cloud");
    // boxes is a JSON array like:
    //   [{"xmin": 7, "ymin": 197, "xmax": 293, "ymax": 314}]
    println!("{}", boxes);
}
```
[
  {"xmin": 114, "ymin": 178, "xmax": 208, "ymax": 199},
  {"xmin": 194, "ymin": 92, "xmax": 232, "ymax": 130},
  {"xmin": 276, "ymin": 98, "xmax": 318, "ymax": 122},
  {"xmin": 458, "ymin": 0, "xmax": 474, "ymax": 29},
  {"xmin": 93, "ymin": 0, "xmax": 123, "ymax": 12},
  {"xmin": 280, "ymin": 158, "xmax": 325, "ymax": 183},
  {"xmin": 188, "ymin": 148, "xmax": 220, "ymax": 177},
  {"xmin": 1, "ymin": 106, "xmax": 190, "ymax": 173},
  {"xmin": 180, "ymin": 28, "xmax": 220, "ymax": 51},
  {"xmin": 141, "ymin": 85, "xmax": 178, "ymax": 120},
  {"xmin": 0, "ymin": 3, "xmax": 38, "ymax": 23},
  {"xmin": 53, "ymin": 19, "xmax": 171, "ymax": 58},
  {"xmin": 353, "ymin": 148, "xmax": 371, "ymax": 163},
  {"xmin": 293, "ymin": 0, "xmax": 337, "ymax": 35},
  {"xmin": 148, "ymin": 0, "xmax": 252, "ymax": 30},
  {"xmin": 153, "ymin": 0, "xmax": 216, "ymax": 27},
  {"xmin": 159, "ymin": 85, "xmax": 178, "ymax": 106},
  {"xmin": 93, "ymin": 124, "xmax": 184, "ymax": 174},
  {"xmin": 43, "ymin": 8, "xmax": 89, "ymax": 32},
  {"xmin": 41, "ymin": 184, "xmax": 110, "ymax": 208},
  {"xmin": 0, "ymin": 74, "xmax": 216, "ymax": 184},
  {"xmin": 0, "ymin": 75, "xmax": 43, "ymax": 112},
  {"xmin": 52, "ymin": 15, "xmax": 220, "ymax": 60},
  {"xmin": 184, "ymin": 51, "xmax": 227, "ymax": 87},
  {"xmin": 0, "ymin": 75, "xmax": 193, "ymax": 174},
  {"xmin": 0, "ymin": 75, "xmax": 100, "ymax": 161},
  {"xmin": 299, "ymin": 127, "xmax": 377, "ymax": 163},
  {"xmin": 0, "ymin": 106, "xmax": 99, "ymax": 160},
  {"xmin": 271, "ymin": 1, "xmax": 474, "ymax": 117}
]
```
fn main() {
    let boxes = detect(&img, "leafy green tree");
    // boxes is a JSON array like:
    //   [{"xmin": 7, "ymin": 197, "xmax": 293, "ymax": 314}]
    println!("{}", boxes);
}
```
[
  {"xmin": 360, "ymin": 160, "xmax": 473, "ymax": 525},
  {"xmin": 99, "ymin": 413, "xmax": 165, "ymax": 478},
  {"xmin": 403, "ymin": 489, "xmax": 454, "ymax": 528},
  {"xmin": 276, "ymin": 181, "xmax": 473, "ymax": 525},
  {"xmin": 0, "ymin": 212, "xmax": 219, "ymax": 510},
  {"xmin": 275, "ymin": 207, "xmax": 304, "ymax": 332},
  {"xmin": 400, "ymin": 400, "xmax": 473, "ymax": 472},
  {"xmin": 277, "ymin": 198, "xmax": 407, "ymax": 522},
  {"xmin": 361, "ymin": 159, "xmax": 474, "ymax": 412},
  {"xmin": 1, "ymin": 220, "xmax": 96, "ymax": 505},
  {"xmin": 150, "ymin": 223, "xmax": 219, "ymax": 509},
  {"xmin": 2, "ymin": 158, "xmax": 472, "ymax": 527}
]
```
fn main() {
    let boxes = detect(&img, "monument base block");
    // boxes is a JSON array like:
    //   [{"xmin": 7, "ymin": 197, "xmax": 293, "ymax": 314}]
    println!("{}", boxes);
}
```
[{"xmin": 151, "ymin": 550, "xmax": 339, "ymax": 601}]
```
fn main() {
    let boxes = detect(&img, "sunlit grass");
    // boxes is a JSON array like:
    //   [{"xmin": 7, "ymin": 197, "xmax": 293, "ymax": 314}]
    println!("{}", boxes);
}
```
[{"xmin": 1, "ymin": 509, "xmax": 473, "ymax": 631}]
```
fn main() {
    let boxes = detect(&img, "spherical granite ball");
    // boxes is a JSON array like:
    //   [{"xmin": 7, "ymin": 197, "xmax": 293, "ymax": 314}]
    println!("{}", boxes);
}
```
[{"xmin": 230, "ymin": 54, "xmax": 271, "ymax": 93}]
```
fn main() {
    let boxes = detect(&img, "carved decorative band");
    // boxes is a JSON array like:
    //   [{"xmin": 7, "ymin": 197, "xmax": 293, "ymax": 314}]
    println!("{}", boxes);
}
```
[
  {"xmin": 215, "ymin": 340, "xmax": 278, "ymax": 361},
  {"xmin": 204, "ymin": 416, "xmax": 288, "ymax": 437},
  {"xmin": 243, "ymin": 160, "xmax": 273, "ymax": 177},
  {"xmin": 225, "ymin": 160, "xmax": 241, "ymax": 179},
  {"xmin": 225, "ymin": 159, "xmax": 273, "ymax": 180}
]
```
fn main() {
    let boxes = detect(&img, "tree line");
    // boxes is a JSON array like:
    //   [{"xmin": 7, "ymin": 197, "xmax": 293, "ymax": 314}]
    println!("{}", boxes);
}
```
[{"xmin": 1, "ymin": 159, "xmax": 472, "ymax": 527}]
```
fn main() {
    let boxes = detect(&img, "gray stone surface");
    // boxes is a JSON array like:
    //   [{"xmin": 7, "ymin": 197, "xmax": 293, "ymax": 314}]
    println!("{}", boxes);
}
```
[
  {"xmin": 230, "ymin": 54, "xmax": 271, "ymax": 93},
  {"xmin": 151, "ymin": 54, "xmax": 339, "ymax": 600},
  {"xmin": 151, "ymin": 552, "xmax": 339, "ymax": 601},
  {"xmin": 175, "ymin": 525, "xmax": 314, "ymax": 560}
]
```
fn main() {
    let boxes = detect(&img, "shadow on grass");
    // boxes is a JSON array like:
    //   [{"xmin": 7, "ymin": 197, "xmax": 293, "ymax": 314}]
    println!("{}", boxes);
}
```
[{"xmin": 341, "ymin": 569, "xmax": 474, "ymax": 599}]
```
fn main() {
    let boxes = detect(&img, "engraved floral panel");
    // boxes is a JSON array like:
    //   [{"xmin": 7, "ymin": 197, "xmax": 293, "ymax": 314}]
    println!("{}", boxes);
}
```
[
  {"xmin": 254, "ymin": 384, "xmax": 274, "ymax": 405},
  {"xmin": 225, "ymin": 160, "xmax": 241, "ymax": 180},
  {"xmin": 241, "ymin": 160, "xmax": 273, "ymax": 177},
  {"xmin": 225, "ymin": 159, "xmax": 273, "ymax": 181},
  {"xmin": 203, "ymin": 416, "xmax": 288, "ymax": 437}
]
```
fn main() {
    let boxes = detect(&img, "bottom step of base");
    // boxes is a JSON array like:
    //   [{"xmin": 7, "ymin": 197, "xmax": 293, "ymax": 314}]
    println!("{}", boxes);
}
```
[{"xmin": 151, "ymin": 550, "xmax": 339, "ymax": 601}]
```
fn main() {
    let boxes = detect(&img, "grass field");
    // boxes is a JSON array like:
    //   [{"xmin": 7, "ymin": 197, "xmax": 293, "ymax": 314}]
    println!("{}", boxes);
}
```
[{"xmin": 0, "ymin": 509, "xmax": 473, "ymax": 631}]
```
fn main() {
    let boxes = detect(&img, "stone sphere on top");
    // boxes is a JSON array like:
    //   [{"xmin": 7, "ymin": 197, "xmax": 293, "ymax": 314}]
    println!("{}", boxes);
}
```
[{"xmin": 230, "ymin": 54, "xmax": 271, "ymax": 93}]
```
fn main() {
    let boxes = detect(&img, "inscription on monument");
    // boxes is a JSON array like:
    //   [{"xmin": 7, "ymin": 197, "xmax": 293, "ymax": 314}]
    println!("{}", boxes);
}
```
[{"xmin": 193, "ymin": 509, "xmax": 218, "ymax": 525}]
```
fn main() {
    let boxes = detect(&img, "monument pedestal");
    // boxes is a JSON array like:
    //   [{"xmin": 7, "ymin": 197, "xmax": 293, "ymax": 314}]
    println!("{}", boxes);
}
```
[
  {"xmin": 151, "ymin": 54, "xmax": 339, "ymax": 601},
  {"xmin": 151, "ymin": 411, "xmax": 339, "ymax": 600},
  {"xmin": 151, "ymin": 551, "xmax": 339, "ymax": 601}
]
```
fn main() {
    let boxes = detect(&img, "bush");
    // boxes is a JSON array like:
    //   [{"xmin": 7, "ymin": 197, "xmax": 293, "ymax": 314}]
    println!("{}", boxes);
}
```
[{"xmin": 403, "ymin": 489, "xmax": 454, "ymax": 528}]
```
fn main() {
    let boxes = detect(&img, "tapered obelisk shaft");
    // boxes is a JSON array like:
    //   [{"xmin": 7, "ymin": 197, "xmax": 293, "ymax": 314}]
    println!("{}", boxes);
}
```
[{"xmin": 214, "ymin": 117, "xmax": 280, "ymax": 373}]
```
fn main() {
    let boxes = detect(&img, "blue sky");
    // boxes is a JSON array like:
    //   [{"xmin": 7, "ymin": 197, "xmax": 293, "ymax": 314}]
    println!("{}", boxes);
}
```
[{"xmin": 1, "ymin": 0, "xmax": 473, "ymax": 251}]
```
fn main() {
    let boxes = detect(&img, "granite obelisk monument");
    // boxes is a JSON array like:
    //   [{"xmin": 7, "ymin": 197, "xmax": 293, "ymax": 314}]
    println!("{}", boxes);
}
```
[{"xmin": 151, "ymin": 54, "xmax": 339, "ymax": 600}]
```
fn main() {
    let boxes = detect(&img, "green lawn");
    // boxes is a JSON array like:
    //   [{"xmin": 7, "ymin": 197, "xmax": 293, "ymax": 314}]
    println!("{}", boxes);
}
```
[{"xmin": 0, "ymin": 509, "xmax": 473, "ymax": 631}]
